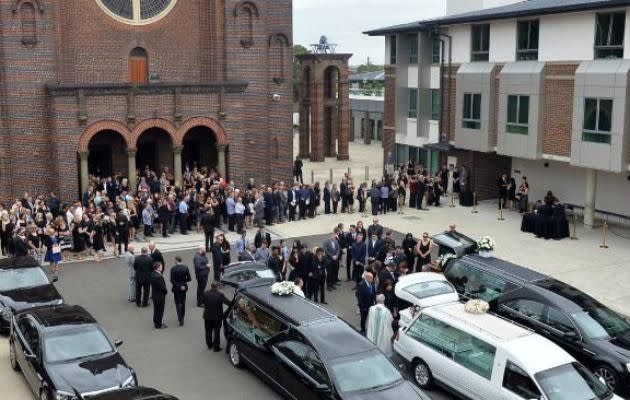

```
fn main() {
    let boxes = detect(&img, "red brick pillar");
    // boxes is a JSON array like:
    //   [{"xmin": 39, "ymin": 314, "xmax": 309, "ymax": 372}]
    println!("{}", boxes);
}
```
[
  {"xmin": 325, "ymin": 105, "xmax": 337, "ymax": 157},
  {"xmin": 337, "ymin": 79, "xmax": 350, "ymax": 160},
  {"xmin": 382, "ymin": 65, "xmax": 397, "ymax": 173},
  {"xmin": 310, "ymin": 80, "xmax": 325, "ymax": 162},
  {"xmin": 363, "ymin": 112, "xmax": 372, "ymax": 145},
  {"xmin": 298, "ymin": 104, "xmax": 310, "ymax": 159}
]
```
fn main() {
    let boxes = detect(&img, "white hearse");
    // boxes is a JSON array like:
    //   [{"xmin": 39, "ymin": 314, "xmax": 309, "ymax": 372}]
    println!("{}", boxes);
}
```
[{"xmin": 394, "ymin": 274, "xmax": 621, "ymax": 400}]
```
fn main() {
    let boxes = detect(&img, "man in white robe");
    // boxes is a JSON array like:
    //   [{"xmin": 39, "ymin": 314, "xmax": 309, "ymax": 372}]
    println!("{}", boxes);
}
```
[{"xmin": 366, "ymin": 294, "xmax": 394, "ymax": 357}]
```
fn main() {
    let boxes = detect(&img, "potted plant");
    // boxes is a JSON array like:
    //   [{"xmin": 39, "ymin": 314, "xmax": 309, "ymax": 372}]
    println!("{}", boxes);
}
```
[{"xmin": 477, "ymin": 236, "xmax": 495, "ymax": 258}]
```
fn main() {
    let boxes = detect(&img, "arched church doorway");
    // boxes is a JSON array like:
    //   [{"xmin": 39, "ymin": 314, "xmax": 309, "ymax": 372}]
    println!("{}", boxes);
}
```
[
  {"xmin": 87, "ymin": 130, "xmax": 128, "ymax": 178},
  {"xmin": 182, "ymin": 126, "xmax": 218, "ymax": 173},
  {"xmin": 136, "ymin": 128, "xmax": 173, "ymax": 175}
]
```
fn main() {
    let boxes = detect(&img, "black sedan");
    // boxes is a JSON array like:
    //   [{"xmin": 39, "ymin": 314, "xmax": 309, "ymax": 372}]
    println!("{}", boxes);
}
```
[
  {"xmin": 9, "ymin": 304, "xmax": 137, "ymax": 400},
  {"xmin": 81, "ymin": 387, "xmax": 178, "ymax": 400},
  {"xmin": 0, "ymin": 256, "xmax": 63, "ymax": 331}
]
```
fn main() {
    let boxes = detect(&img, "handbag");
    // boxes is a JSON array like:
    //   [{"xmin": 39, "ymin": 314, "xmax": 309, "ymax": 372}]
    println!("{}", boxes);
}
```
[{"xmin": 52, "ymin": 244, "xmax": 61, "ymax": 254}]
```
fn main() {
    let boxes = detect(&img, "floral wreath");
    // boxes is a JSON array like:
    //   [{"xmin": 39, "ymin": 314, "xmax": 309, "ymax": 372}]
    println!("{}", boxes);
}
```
[
  {"xmin": 477, "ymin": 236, "xmax": 496, "ymax": 251},
  {"xmin": 271, "ymin": 281, "xmax": 296, "ymax": 296},
  {"xmin": 437, "ymin": 253, "xmax": 457, "ymax": 269}
]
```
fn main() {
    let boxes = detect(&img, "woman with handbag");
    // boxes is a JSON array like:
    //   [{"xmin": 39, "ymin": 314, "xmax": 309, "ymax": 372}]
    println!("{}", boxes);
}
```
[{"xmin": 45, "ymin": 227, "xmax": 62, "ymax": 275}]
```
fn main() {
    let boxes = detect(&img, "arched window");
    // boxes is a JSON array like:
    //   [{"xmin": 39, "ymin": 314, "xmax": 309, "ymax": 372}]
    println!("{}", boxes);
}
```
[
  {"xmin": 269, "ymin": 33, "xmax": 290, "ymax": 84},
  {"xmin": 129, "ymin": 47, "xmax": 148, "ymax": 84},
  {"xmin": 234, "ymin": 1, "xmax": 259, "ymax": 48},
  {"xmin": 20, "ymin": 2, "xmax": 36, "ymax": 47}
]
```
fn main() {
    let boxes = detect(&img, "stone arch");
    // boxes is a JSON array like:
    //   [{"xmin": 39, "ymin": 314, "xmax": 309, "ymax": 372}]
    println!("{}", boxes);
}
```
[
  {"xmin": 78, "ymin": 120, "xmax": 132, "ymax": 152},
  {"xmin": 234, "ymin": 1, "xmax": 260, "ymax": 48},
  {"xmin": 175, "ymin": 116, "xmax": 228, "ymax": 146},
  {"xmin": 234, "ymin": 1, "xmax": 259, "ymax": 18},
  {"xmin": 130, "ymin": 118, "xmax": 177, "ymax": 148},
  {"xmin": 12, "ymin": 0, "xmax": 44, "ymax": 13},
  {"xmin": 268, "ymin": 32, "xmax": 290, "ymax": 84}
]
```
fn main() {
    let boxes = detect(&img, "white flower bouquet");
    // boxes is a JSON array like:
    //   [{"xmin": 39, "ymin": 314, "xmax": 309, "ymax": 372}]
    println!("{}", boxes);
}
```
[
  {"xmin": 464, "ymin": 299, "xmax": 490, "ymax": 315},
  {"xmin": 437, "ymin": 253, "xmax": 457, "ymax": 269},
  {"xmin": 271, "ymin": 281, "xmax": 296, "ymax": 296},
  {"xmin": 477, "ymin": 236, "xmax": 496, "ymax": 251}
]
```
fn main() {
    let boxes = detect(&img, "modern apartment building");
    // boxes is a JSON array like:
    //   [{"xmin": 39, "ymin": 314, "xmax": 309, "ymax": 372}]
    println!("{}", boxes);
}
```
[{"xmin": 366, "ymin": 0, "xmax": 630, "ymax": 222}]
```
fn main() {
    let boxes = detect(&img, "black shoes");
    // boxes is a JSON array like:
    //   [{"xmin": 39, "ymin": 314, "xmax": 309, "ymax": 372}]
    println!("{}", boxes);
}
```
[{"xmin": 155, "ymin": 324, "xmax": 168, "ymax": 329}]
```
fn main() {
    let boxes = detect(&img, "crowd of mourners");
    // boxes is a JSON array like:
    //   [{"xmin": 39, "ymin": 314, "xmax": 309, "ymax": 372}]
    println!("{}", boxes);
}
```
[{"xmin": 0, "ymin": 158, "xmax": 454, "ymax": 274}]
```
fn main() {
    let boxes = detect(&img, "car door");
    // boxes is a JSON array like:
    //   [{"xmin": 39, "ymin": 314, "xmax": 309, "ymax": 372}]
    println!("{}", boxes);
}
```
[
  {"xmin": 272, "ymin": 340, "xmax": 330, "ymax": 400},
  {"xmin": 500, "ymin": 298, "xmax": 548, "ymax": 333},
  {"xmin": 16, "ymin": 317, "xmax": 41, "ymax": 392},
  {"xmin": 227, "ymin": 295, "xmax": 284, "ymax": 384},
  {"xmin": 543, "ymin": 306, "xmax": 592, "ymax": 364},
  {"xmin": 500, "ymin": 361, "xmax": 543, "ymax": 400}
]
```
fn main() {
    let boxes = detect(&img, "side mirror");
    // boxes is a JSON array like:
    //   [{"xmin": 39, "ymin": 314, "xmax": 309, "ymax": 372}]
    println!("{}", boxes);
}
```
[
  {"xmin": 52, "ymin": 276, "xmax": 58, "ymax": 283},
  {"xmin": 25, "ymin": 353, "xmax": 38, "ymax": 362},
  {"xmin": 563, "ymin": 331, "xmax": 578, "ymax": 340},
  {"xmin": 312, "ymin": 383, "xmax": 331, "ymax": 393},
  {"xmin": 114, "ymin": 339, "xmax": 123, "ymax": 348}
]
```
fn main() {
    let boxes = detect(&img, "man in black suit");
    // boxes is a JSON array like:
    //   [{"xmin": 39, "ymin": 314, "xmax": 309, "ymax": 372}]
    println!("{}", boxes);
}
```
[
  {"xmin": 308, "ymin": 248, "xmax": 327, "ymax": 304},
  {"xmin": 367, "ymin": 218, "xmax": 384, "ymax": 239},
  {"xmin": 150, "ymin": 262, "xmax": 168, "ymax": 329},
  {"xmin": 202, "ymin": 281, "xmax": 231, "ymax": 352},
  {"xmin": 367, "ymin": 234, "xmax": 383, "ymax": 265},
  {"xmin": 199, "ymin": 207, "xmax": 215, "ymax": 252},
  {"xmin": 116, "ymin": 210, "xmax": 130, "ymax": 255},
  {"xmin": 193, "ymin": 246, "xmax": 210, "ymax": 307},
  {"xmin": 134, "ymin": 247, "xmax": 154, "ymax": 307},
  {"xmin": 170, "ymin": 256, "xmax": 191, "ymax": 326},
  {"xmin": 498, "ymin": 173, "xmax": 509, "ymax": 210},
  {"xmin": 356, "ymin": 271, "xmax": 376, "ymax": 334},
  {"xmin": 254, "ymin": 226, "xmax": 271, "ymax": 249},
  {"xmin": 287, "ymin": 185, "xmax": 300, "ymax": 222},
  {"xmin": 344, "ymin": 225, "xmax": 357, "ymax": 281},
  {"xmin": 148, "ymin": 241, "xmax": 164, "ymax": 267}
]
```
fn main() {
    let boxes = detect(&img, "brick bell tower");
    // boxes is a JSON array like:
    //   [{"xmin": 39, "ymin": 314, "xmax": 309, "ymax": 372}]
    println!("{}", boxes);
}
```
[{"xmin": 297, "ymin": 36, "xmax": 352, "ymax": 162}]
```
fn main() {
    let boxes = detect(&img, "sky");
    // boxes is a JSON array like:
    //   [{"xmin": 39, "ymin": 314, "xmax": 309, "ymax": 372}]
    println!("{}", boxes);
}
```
[{"xmin": 293, "ymin": 0, "xmax": 446, "ymax": 66}]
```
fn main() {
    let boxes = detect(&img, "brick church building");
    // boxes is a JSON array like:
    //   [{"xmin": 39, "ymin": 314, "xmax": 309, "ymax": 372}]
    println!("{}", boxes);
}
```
[{"xmin": 0, "ymin": 0, "xmax": 293, "ymax": 202}]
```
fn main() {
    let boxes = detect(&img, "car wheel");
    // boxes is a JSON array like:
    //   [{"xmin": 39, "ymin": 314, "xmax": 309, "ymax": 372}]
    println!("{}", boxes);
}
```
[
  {"xmin": 595, "ymin": 364, "xmax": 619, "ymax": 392},
  {"xmin": 412, "ymin": 359, "xmax": 433, "ymax": 389},
  {"xmin": 39, "ymin": 389, "xmax": 51, "ymax": 400},
  {"xmin": 9, "ymin": 340, "xmax": 20, "ymax": 372},
  {"xmin": 228, "ymin": 341, "xmax": 243, "ymax": 369}
]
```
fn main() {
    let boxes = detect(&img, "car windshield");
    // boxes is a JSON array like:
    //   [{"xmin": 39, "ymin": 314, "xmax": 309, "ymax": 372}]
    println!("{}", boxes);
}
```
[
  {"xmin": 535, "ymin": 362, "xmax": 612, "ymax": 400},
  {"xmin": 330, "ymin": 351, "xmax": 402, "ymax": 393},
  {"xmin": 0, "ymin": 267, "xmax": 49, "ymax": 291},
  {"xmin": 571, "ymin": 307, "xmax": 630, "ymax": 340},
  {"xmin": 44, "ymin": 326, "xmax": 114, "ymax": 363},
  {"xmin": 403, "ymin": 280, "xmax": 454, "ymax": 299}
]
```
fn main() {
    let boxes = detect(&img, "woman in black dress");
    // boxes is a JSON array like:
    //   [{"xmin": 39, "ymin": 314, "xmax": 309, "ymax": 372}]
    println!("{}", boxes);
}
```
[
  {"xmin": 401, "ymin": 233, "xmax": 417, "ymax": 271},
  {"xmin": 72, "ymin": 216, "xmax": 86, "ymax": 258},
  {"xmin": 415, "ymin": 233, "xmax": 433, "ymax": 272},
  {"xmin": 91, "ymin": 215, "xmax": 105, "ymax": 262}
]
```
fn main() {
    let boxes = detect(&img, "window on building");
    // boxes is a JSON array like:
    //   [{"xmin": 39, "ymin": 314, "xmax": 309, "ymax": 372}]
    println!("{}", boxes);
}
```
[
  {"xmin": 431, "ymin": 90, "xmax": 441, "ymax": 121},
  {"xmin": 595, "ymin": 12, "xmax": 625, "ymax": 59},
  {"xmin": 471, "ymin": 24, "xmax": 490, "ymax": 61},
  {"xmin": 408, "ymin": 88, "xmax": 418, "ymax": 118},
  {"xmin": 408, "ymin": 34, "xmax": 419, "ymax": 64},
  {"xmin": 516, "ymin": 20, "xmax": 539, "ymax": 60},
  {"xmin": 506, "ymin": 95, "xmax": 529, "ymax": 134},
  {"xmin": 390, "ymin": 36, "xmax": 397, "ymax": 65},
  {"xmin": 583, "ymin": 98, "xmax": 613, "ymax": 144},
  {"xmin": 503, "ymin": 362, "xmax": 542, "ymax": 399},
  {"xmin": 432, "ymin": 37, "xmax": 441, "ymax": 64},
  {"xmin": 462, "ymin": 93, "xmax": 481, "ymax": 129},
  {"xmin": 129, "ymin": 47, "xmax": 148, "ymax": 84},
  {"xmin": 20, "ymin": 2, "xmax": 37, "ymax": 47},
  {"xmin": 407, "ymin": 314, "xmax": 496, "ymax": 380}
]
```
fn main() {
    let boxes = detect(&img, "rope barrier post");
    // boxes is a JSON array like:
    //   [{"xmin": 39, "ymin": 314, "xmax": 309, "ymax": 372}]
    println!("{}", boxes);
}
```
[
  {"xmin": 600, "ymin": 218, "xmax": 609, "ymax": 249},
  {"xmin": 570, "ymin": 212, "xmax": 578, "ymax": 240},
  {"xmin": 329, "ymin": 168, "xmax": 333, "ymax": 184},
  {"xmin": 423, "ymin": 192, "xmax": 429, "ymax": 211},
  {"xmin": 311, "ymin": 170, "xmax": 315, "ymax": 184},
  {"xmin": 364, "ymin": 166, "xmax": 369, "ymax": 182},
  {"xmin": 449, "ymin": 191, "xmax": 455, "ymax": 208},
  {"xmin": 472, "ymin": 192, "xmax": 479, "ymax": 214},
  {"xmin": 348, "ymin": 167, "xmax": 351, "ymax": 176},
  {"xmin": 498, "ymin": 199, "xmax": 505, "ymax": 221}
]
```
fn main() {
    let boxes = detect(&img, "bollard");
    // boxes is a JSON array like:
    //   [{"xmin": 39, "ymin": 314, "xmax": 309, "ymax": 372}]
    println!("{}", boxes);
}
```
[
  {"xmin": 570, "ymin": 213, "xmax": 578, "ymax": 240},
  {"xmin": 311, "ymin": 170, "xmax": 315, "ymax": 184},
  {"xmin": 599, "ymin": 219, "xmax": 609, "ymax": 249},
  {"xmin": 364, "ymin": 166, "xmax": 369, "ymax": 182},
  {"xmin": 449, "ymin": 192, "xmax": 455, "ymax": 208},
  {"xmin": 497, "ymin": 200, "xmax": 505, "ymax": 221},
  {"xmin": 472, "ymin": 192, "xmax": 479, "ymax": 214},
  {"xmin": 348, "ymin": 167, "xmax": 351, "ymax": 175},
  {"xmin": 329, "ymin": 168, "xmax": 333, "ymax": 183}
]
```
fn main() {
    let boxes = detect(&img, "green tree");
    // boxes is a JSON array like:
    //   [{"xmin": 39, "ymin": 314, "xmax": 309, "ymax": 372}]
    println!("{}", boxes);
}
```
[
  {"xmin": 293, "ymin": 44, "xmax": 310, "ymax": 102},
  {"xmin": 356, "ymin": 63, "xmax": 384, "ymax": 74}
]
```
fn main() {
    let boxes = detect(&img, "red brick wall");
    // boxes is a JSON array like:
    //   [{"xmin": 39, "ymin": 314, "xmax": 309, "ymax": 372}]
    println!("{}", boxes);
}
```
[
  {"xmin": 0, "ymin": 0, "xmax": 293, "ymax": 203},
  {"xmin": 543, "ymin": 63, "xmax": 579, "ymax": 157},
  {"xmin": 441, "ymin": 65, "xmax": 460, "ymax": 142},
  {"xmin": 491, "ymin": 64, "xmax": 503, "ymax": 147}
]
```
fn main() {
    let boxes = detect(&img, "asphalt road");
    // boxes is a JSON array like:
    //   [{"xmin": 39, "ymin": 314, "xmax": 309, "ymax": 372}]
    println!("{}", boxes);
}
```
[{"xmin": 2, "ymin": 232, "xmax": 454, "ymax": 400}]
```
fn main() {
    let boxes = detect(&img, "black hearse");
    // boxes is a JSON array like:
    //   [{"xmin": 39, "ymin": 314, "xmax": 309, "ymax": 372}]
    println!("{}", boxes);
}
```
[{"xmin": 222, "ymin": 279, "xmax": 431, "ymax": 400}]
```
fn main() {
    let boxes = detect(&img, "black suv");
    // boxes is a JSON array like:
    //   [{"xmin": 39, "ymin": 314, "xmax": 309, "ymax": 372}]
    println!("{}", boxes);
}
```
[
  {"xmin": 9, "ymin": 304, "xmax": 137, "ymax": 400},
  {"xmin": 443, "ymin": 255, "xmax": 630, "ymax": 395},
  {"xmin": 82, "ymin": 387, "xmax": 178, "ymax": 400},
  {"xmin": 0, "ymin": 256, "xmax": 63, "ymax": 331},
  {"xmin": 223, "ymin": 280, "xmax": 431, "ymax": 400}
]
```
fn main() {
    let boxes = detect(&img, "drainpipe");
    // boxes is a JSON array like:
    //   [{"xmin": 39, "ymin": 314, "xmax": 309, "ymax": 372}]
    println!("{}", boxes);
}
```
[{"xmin": 433, "ymin": 29, "xmax": 452, "ymax": 145}]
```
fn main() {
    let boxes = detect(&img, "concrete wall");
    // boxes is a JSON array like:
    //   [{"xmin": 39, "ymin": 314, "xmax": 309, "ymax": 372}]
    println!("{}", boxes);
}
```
[
  {"xmin": 539, "ymin": 12, "xmax": 595, "ymax": 62},
  {"xmin": 512, "ymin": 158, "xmax": 630, "ymax": 217},
  {"xmin": 489, "ymin": 20, "xmax": 516, "ymax": 63},
  {"xmin": 450, "ymin": 24, "xmax": 471, "ymax": 64}
]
